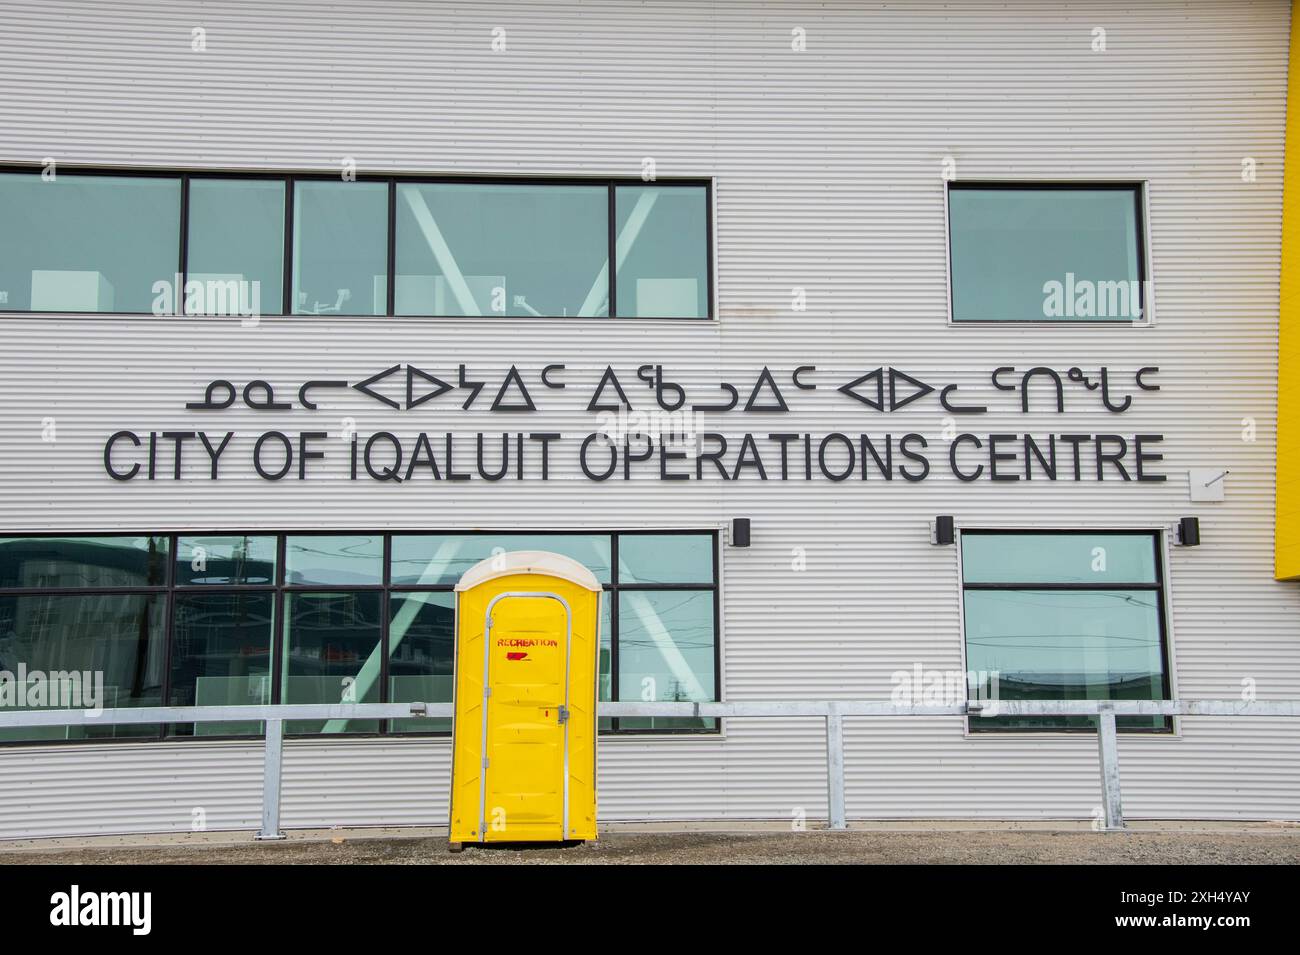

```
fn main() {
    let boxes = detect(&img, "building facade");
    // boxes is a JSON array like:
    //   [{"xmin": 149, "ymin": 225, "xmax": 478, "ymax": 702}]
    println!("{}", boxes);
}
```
[{"xmin": 0, "ymin": 0, "xmax": 1297, "ymax": 838}]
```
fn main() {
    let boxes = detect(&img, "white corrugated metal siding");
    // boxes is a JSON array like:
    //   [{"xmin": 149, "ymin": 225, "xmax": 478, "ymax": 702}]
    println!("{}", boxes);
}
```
[{"xmin": 0, "ymin": 0, "xmax": 1296, "ymax": 837}]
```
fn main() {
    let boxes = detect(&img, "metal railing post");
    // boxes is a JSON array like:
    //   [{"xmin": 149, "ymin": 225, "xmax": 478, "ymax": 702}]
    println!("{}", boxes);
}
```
[
  {"xmin": 255, "ymin": 717, "xmax": 287, "ymax": 841},
  {"xmin": 1096, "ymin": 704, "xmax": 1125, "ymax": 832},
  {"xmin": 825, "ymin": 703, "xmax": 847, "ymax": 831}
]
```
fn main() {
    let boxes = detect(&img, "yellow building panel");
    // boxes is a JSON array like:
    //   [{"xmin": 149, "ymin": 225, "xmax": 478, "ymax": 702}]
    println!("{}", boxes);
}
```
[{"xmin": 1280, "ymin": 3, "xmax": 1300, "ymax": 579}]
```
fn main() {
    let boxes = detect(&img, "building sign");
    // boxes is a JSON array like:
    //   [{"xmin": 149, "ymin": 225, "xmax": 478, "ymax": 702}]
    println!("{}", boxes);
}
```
[{"xmin": 101, "ymin": 364, "xmax": 1165, "ymax": 484}]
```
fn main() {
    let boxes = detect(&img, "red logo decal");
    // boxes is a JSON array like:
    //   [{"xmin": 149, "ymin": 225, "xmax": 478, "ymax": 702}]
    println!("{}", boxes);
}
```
[{"xmin": 506, "ymin": 651, "xmax": 528, "ymax": 661}]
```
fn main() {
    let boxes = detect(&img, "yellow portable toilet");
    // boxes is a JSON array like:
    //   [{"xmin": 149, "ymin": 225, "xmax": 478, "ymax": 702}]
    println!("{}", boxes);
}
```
[{"xmin": 448, "ymin": 550, "xmax": 602, "ymax": 849}]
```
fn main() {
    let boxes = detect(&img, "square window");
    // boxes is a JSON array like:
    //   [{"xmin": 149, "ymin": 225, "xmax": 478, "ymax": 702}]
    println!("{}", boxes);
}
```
[
  {"xmin": 948, "ymin": 184, "xmax": 1145, "ymax": 323},
  {"xmin": 0, "ymin": 174, "xmax": 180, "ymax": 313},
  {"xmin": 960, "ymin": 531, "xmax": 1169, "ymax": 732}
]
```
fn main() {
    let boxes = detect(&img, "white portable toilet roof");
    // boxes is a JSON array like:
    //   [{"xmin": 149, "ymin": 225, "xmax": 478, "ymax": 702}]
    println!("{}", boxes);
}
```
[{"xmin": 454, "ymin": 550, "xmax": 603, "ymax": 592}]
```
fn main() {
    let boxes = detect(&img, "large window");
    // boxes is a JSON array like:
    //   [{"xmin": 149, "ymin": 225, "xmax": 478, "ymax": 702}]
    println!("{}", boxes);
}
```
[
  {"xmin": 395, "ymin": 183, "xmax": 608, "ymax": 317},
  {"xmin": 947, "ymin": 182, "xmax": 1146, "ymax": 323},
  {"xmin": 0, "ymin": 537, "xmax": 170, "ymax": 742},
  {"xmin": 960, "ymin": 530, "xmax": 1171, "ymax": 732},
  {"xmin": 0, "ymin": 531, "xmax": 719, "ymax": 744},
  {"xmin": 0, "ymin": 173, "xmax": 181, "ymax": 314},
  {"xmin": 0, "ymin": 169, "xmax": 712, "ymax": 319}
]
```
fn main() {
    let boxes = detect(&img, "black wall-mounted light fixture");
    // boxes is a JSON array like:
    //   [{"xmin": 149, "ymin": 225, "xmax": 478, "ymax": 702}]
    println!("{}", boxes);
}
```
[
  {"xmin": 934, "ymin": 516, "xmax": 955, "ymax": 546},
  {"xmin": 730, "ymin": 518, "xmax": 751, "ymax": 547},
  {"xmin": 1177, "ymin": 516, "xmax": 1201, "ymax": 546}
]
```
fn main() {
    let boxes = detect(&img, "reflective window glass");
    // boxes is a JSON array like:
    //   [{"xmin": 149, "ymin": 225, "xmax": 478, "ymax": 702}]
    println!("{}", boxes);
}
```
[
  {"xmin": 168, "ymin": 591, "xmax": 273, "ymax": 736},
  {"xmin": 292, "ymin": 180, "xmax": 387, "ymax": 316},
  {"xmin": 963, "ymin": 589, "xmax": 1165, "ymax": 731},
  {"xmin": 186, "ymin": 178, "xmax": 285, "ymax": 316},
  {"xmin": 948, "ymin": 185, "xmax": 1143, "ymax": 322},
  {"xmin": 390, "ymin": 534, "xmax": 611, "ymax": 586},
  {"xmin": 961, "ymin": 531, "xmax": 1168, "ymax": 732},
  {"xmin": 961, "ymin": 533, "xmax": 1158, "ymax": 585},
  {"xmin": 281, "ymin": 591, "xmax": 382, "ymax": 734},
  {"xmin": 388, "ymin": 592, "xmax": 454, "ymax": 733},
  {"xmin": 285, "ymin": 535, "xmax": 383, "ymax": 586},
  {"xmin": 0, "ymin": 593, "xmax": 165, "ymax": 741},
  {"xmin": 615, "ymin": 185, "xmax": 708, "ymax": 318},
  {"xmin": 0, "ymin": 173, "xmax": 181, "ymax": 313},
  {"xmin": 0, "ymin": 536, "xmax": 168, "ymax": 589},
  {"xmin": 617, "ymin": 590, "xmax": 715, "ymax": 731},
  {"xmin": 617, "ymin": 534, "xmax": 712, "ymax": 585},
  {"xmin": 395, "ymin": 183, "xmax": 608, "ymax": 317},
  {"xmin": 175, "ymin": 535, "xmax": 277, "ymax": 586}
]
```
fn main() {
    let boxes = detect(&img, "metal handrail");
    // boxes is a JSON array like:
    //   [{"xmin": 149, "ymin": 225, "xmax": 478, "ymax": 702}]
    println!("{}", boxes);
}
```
[{"xmin": 0, "ymin": 699, "xmax": 1295, "ymax": 839}]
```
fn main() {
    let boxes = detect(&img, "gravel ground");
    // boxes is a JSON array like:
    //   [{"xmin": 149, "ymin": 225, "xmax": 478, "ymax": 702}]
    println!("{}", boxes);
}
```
[{"xmin": 4, "ymin": 828, "xmax": 1300, "ymax": 865}]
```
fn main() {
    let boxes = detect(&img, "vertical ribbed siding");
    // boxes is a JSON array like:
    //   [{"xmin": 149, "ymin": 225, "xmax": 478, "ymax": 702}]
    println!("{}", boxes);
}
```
[{"xmin": 0, "ymin": 0, "xmax": 1296, "ymax": 837}]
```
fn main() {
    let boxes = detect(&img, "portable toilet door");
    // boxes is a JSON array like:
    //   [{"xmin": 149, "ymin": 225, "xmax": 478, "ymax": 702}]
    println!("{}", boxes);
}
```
[{"xmin": 448, "ymin": 550, "xmax": 602, "ymax": 848}]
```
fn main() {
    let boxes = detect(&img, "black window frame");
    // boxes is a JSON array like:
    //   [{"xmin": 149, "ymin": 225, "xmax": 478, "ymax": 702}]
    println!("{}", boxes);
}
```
[
  {"xmin": 0, "ymin": 165, "xmax": 715, "ymax": 321},
  {"xmin": 958, "ymin": 528, "xmax": 1173, "ymax": 734},
  {"xmin": 945, "ymin": 180, "xmax": 1150, "ymax": 326},
  {"xmin": 0, "ymin": 529, "xmax": 722, "ymax": 746}
]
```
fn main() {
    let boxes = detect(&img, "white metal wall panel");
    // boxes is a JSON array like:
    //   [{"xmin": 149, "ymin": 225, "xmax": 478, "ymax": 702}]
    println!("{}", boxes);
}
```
[{"xmin": 0, "ymin": 0, "xmax": 1296, "ymax": 836}]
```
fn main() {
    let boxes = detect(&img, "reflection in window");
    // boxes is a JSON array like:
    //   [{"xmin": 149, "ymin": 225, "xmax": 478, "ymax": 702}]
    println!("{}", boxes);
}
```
[
  {"xmin": 0, "ymin": 536, "xmax": 168, "ymax": 589},
  {"xmin": 598, "ymin": 596, "xmax": 613, "ymax": 733},
  {"xmin": 281, "ymin": 592, "xmax": 382, "ymax": 734},
  {"xmin": 960, "ymin": 531, "xmax": 1169, "ymax": 731},
  {"xmin": 395, "ymin": 183, "xmax": 608, "ymax": 317},
  {"xmin": 175, "ymin": 535, "xmax": 277, "ymax": 586},
  {"xmin": 961, "ymin": 533, "xmax": 1157, "ymax": 585},
  {"xmin": 292, "ymin": 180, "xmax": 388, "ymax": 315},
  {"xmin": 186, "ymin": 178, "xmax": 285, "ymax": 315},
  {"xmin": 0, "ymin": 530, "xmax": 720, "ymax": 743},
  {"xmin": 390, "ymin": 534, "xmax": 612, "ymax": 586},
  {"xmin": 0, "ymin": 174, "xmax": 181, "ymax": 313},
  {"xmin": 617, "ymin": 590, "xmax": 715, "ymax": 731},
  {"xmin": 389, "ymin": 592, "xmax": 454, "ymax": 732},
  {"xmin": 948, "ymin": 184, "xmax": 1143, "ymax": 323},
  {"xmin": 169, "ymin": 592, "xmax": 273, "ymax": 736},
  {"xmin": 0, "ymin": 593, "xmax": 165, "ymax": 741},
  {"xmin": 615, "ymin": 185, "xmax": 708, "ymax": 318},
  {"xmin": 285, "ymin": 535, "xmax": 383, "ymax": 586},
  {"xmin": 618, "ymin": 534, "xmax": 713, "ymax": 584}
]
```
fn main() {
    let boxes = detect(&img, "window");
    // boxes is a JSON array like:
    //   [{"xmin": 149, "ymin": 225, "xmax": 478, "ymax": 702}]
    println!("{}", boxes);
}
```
[
  {"xmin": 947, "ymin": 183, "xmax": 1146, "ymax": 323},
  {"xmin": 185, "ymin": 178, "xmax": 285, "ymax": 315},
  {"xmin": 0, "ymin": 531, "xmax": 720, "ymax": 744},
  {"xmin": 615, "ymin": 185, "xmax": 710, "ymax": 318},
  {"xmin": 0, "ymin": 169, "xmax": 712, "ymax": 319},
  {"xmin": 0, "ymin": 537, "xmax": 171, "ymax": 742},
  {"xmin": 960, "ymin": 530, "xmax": 1170, "ymax": 732},
  {"xmin": 395, "ymin": 183, "xmax": 608, "ymax": 317},
  {"xmin": 388, "ymin": 532, "xmax": 718, "ymax": 734},
  {"xmin": 292, "ymin": 180, "xmax": 388, "ymax": 316},
  {"xmin": 0, "ymin": 173, "xmax": 181, "ymax": 313}
]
